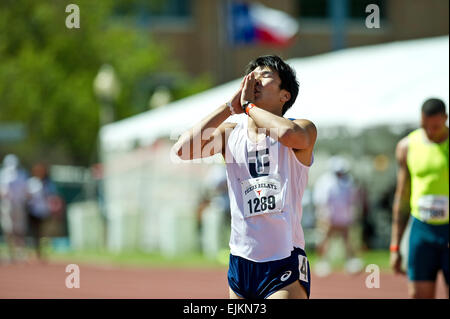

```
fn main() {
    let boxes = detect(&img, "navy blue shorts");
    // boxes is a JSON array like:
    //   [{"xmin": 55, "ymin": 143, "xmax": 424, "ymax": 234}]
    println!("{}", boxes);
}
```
[
  {"xmin": 227, "ymin": 247, "xmax": 311, "ymax": 299},
  {"xmin": 407, "ymin": 216, "xmax": 449, "ymax": 284}
]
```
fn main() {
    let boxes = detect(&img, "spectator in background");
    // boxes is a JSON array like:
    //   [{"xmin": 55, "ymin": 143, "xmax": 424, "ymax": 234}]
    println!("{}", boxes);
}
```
[
  {"xmin": 195, "ymin": 164, "xmax": 230, "ymax": 252},
  {"xmin": 358, "ymin": 181, "xmax": 375, "ymax": 251},
  {"xmin": 313, "ymin": 156, "xmax": 363, "ymax": 276},
  {"xmin": 26, "ymin": 163, "xmax": 63, "ymax": 261},
  {"xmin": 0, "ymin": 154, "xmax": 29, "ymax": 263}
]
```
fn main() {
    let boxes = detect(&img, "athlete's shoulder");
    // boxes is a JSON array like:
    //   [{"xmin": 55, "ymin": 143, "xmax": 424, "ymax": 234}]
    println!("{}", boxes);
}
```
[
  {"xmin": 289, "ymin": 118, "xmax": 317, "ymax": 147},
  {"xmin": 397, "ymin": 135, "xmax": 409, "ymax": 147},
  {"xmin": 288, "ymin": 118, "xmax": 315, "ymax": 125},
  {"xmin": 408, "ymin": 128, "xmax": 422, "ymax": 135},
  {"xmin": 290, "ymin": 118, "xmax": 317, "ymax": 132},
  {"xmin": 397, "ymin": 131, "xmax": 413, "ymax": 149},
  {"xmin": 396, "ymin": 135, "xmax": 409, "ymax": 164}
]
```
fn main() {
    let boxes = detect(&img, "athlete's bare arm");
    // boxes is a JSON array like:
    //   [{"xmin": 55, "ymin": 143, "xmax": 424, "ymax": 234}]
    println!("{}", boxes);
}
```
[
  {"xmin": 174, "ymin": 104, "xmax": 232, "ymax": 160},
  {"xmin": 174, "ymin": 79, "xmax": 244, "ymax": 160},
  {"xmin": 246, "ymin": 106, "xmax": 317, "ymax": 149},
  {"xmin": 390, "ymin": 136, "xmax": 411, "ymax": 274}
]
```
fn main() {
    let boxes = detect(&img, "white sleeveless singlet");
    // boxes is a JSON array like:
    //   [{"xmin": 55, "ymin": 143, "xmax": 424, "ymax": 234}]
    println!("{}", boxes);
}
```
[{"xmin": 225, "ymin": 115, "xmax": 312, "ymax": 262}]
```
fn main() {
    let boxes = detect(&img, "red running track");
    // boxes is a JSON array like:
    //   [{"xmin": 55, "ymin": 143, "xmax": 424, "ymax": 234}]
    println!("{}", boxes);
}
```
[{"xmin": 0, "ymin": 261, "xmax": 447, "ymax": 299}]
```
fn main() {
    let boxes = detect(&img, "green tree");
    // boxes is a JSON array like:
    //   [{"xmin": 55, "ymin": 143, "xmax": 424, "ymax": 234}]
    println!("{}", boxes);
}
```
[{"xmin": 0, "ymin": 0, "xmax": 210, "ymax": 166}]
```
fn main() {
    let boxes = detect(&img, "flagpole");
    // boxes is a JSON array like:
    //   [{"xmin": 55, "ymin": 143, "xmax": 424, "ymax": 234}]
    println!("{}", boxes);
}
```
[
  {"xmin": 217, "ymin": 0, "xmax": 234, "ymax": 84},
  {"xmin": 328, "ymin": 0, "xmax": 349, "ymax": 51}
]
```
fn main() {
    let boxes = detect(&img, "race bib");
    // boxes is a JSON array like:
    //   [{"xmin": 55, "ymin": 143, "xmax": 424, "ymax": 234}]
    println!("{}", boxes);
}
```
[
  {"xmin": 417, "ymin": 195, "xmax": 449, "ymax": 222},
  {"xmin": 240, "ymin": 174, "xmax": 285, "ymax": 218},
  {"xmin": 298, "ymin": 255, "xmax": 309, "ymax": 283}
]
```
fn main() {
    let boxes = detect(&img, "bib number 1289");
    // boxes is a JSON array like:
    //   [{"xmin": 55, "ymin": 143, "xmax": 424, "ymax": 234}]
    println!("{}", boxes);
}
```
[
  {"xmin": 241, "ymin": 174, "xmax": 284, "ymax": 218},
  {"xmin": 247, "ymin": 195, "xmax": 276, "ymax": 215}
]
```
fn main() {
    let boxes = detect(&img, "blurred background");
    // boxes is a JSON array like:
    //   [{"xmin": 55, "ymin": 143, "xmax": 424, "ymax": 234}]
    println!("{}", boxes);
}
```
[{"xmin": 0, "ymin": 0, "xmax": 448, "ymax": 297}]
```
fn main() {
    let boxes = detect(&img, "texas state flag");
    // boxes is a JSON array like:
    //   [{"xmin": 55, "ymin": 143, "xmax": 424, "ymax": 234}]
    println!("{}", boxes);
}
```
[{"xmin": 228, "ymin": 2, "xmax": 299, "ymax": 47}]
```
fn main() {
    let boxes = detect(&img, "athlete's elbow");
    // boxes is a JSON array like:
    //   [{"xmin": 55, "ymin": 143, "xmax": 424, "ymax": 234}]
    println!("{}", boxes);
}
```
[
  {"xmin": 176, "ymin": 145, "xmax": 193, "ymax": 160},
  {"xmin": 280, "ymin": 129, "xmax": 310, "ymax": 149},
  {"xmin": 174, "ymin": 136, "xmax": 192, "ymax": 160},
  {"xmin": 176, "ymin": 146, "xmax": 186, "ymax": 159},
  {"xmin": 173, "ymin": 143, "xmax": 184, "ymax": 160}
]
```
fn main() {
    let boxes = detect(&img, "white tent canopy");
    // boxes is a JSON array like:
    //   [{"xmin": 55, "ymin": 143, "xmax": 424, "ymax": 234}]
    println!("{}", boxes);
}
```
[{"xmin": 100, "ymin": 36, "xmax": 449, "ymax": 153}]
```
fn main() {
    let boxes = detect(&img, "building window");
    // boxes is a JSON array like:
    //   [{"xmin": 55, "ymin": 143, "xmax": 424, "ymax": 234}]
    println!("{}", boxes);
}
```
[
  {"xmin": 349, "ymin": 0, "xmax": 385, "ymax": 19},
  {"xmin": 114, "ymin": 0, "xmax": 192, "ymax": 27},
  {"xmin": 298, "ymin": 0, "xmax": 385, "ymax": 20},
  {"xmin": 299, "ymin": 0, "xmax": 328, "ymax": 18}
]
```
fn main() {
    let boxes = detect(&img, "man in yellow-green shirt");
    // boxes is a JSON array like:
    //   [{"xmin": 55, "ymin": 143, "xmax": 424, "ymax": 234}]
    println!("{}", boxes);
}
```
[{"xmin": 390, "ymin": 98, "xmax": 449, "ymax": 299}]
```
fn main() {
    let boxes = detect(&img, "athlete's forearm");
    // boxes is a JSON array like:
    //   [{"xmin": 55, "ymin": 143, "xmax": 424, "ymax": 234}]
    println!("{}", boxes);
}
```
[
  {"xmin": 247, "ymin": 107, "xmax": 296, "ymax": 139},
  {"xmin": 175, "ymin": 103, "xmax": 231, "ymax": 160},
  {"xmin": 390, "ymin": 196, "xmax": 410, "ymax": 246},
  {"xmin": 391, "ymin": 142, "xmax": 411, "ymax": 247},
  {"xmin": 248, "ymin": 106, "xmax": 312, "ymax": 149}
]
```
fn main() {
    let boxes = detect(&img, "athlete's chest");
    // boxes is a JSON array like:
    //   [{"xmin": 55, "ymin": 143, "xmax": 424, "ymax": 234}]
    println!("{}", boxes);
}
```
[
  {"xmin": 228, "ymin": 129, "xmax": 286, "ymax": 178},
  {"xmin": 408, "ymin": 143, "xmax": 448, "ymax": 178}
]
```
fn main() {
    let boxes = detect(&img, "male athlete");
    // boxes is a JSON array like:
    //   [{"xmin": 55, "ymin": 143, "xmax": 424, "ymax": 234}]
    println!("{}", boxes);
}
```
[
  {"xmin": 390, "ymin": 98, "xmax": 449, "ymax": 298},
  {"xmin": 174, "ymin": 55, "xmax": 317, "ymax": 299}
]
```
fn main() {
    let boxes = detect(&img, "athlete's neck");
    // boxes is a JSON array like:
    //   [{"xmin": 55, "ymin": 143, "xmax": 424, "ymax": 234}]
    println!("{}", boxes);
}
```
[{"xmin": 425, "ymin": 127, "xmax": 449, "ymax": 144}]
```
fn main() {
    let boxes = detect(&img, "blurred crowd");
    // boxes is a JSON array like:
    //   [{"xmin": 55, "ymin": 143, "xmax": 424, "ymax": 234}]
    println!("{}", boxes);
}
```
[
  {"xmin": 312, "ymin": 156, "xmax": 365, "ymax": 276},
  {"xmin": 0, "ymin": 154, "xmax": 64, "ymax": 264}
]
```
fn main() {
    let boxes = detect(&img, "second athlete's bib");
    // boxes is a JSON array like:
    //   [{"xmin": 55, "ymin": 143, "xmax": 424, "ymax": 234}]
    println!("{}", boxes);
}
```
[{"xmin": 417, "ymin": 195, "xmax": 449, "ymax": 222}]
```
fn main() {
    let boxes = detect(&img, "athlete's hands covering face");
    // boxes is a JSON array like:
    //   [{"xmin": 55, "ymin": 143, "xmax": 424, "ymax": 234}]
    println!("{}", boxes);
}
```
[
  {"xmin": 241, "ymin": 72, "xmax": 256, "ymax": 107},
  {"xmin": 229, "ymin": 77, "xmax": 246, "ymax": 114}
]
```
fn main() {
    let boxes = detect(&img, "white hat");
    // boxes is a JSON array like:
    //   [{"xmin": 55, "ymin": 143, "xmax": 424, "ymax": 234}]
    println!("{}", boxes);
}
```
[
  {"xmin": 2, "ymin": 154, "xmax": 19, "ymax": 168},
  {"xmin": 328, "ymin": 155, "xmax": 350, "ymax": 174}
]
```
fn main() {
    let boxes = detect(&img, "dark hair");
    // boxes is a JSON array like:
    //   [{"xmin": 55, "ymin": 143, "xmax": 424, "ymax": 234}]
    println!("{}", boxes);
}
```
[
  {"xmin": 245, "ymin": 55, "xmax": 299, "ymax": 115},
  {"xmin": 422, "ymin": 98, "xmax": 446, "ymax": 116}
]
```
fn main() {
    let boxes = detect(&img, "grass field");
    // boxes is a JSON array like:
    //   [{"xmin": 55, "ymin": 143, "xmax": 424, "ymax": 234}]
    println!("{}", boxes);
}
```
[
  {"xmin": 44, "ymin": 247, "xmax": 391, "ymax": 271},
  {"xmin": 1, "ymin": 240, "xmax": 392, "ymax": 271}
]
